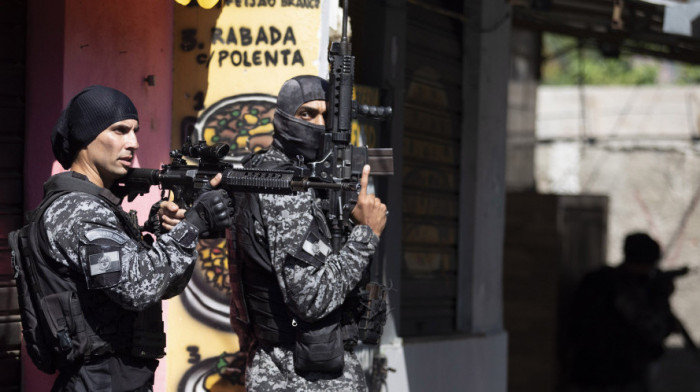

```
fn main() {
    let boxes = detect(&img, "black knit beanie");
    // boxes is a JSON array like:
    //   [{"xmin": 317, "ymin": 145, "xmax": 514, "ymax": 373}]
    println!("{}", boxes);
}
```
[{"xmin": 51, "ymin": 85, "xmax": 139, "ymax": 169}]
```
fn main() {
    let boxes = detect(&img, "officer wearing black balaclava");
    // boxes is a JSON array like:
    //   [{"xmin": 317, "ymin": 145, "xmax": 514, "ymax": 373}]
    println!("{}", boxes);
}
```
[
  {"xmin": 15, "ymin": 85, "xmax": 231, "ymax": 391},
  {"xmin": 229, "ymin": 75, "xmax": 387, "ymax": 392},
  {"xmin": 272, "ymin": 75, "xmax": 329, "ymax": 163}
]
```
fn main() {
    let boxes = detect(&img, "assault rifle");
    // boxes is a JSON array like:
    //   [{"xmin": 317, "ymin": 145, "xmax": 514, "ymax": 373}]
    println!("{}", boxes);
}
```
[
  {"xmin": 654, "ymin": 266, "xmax": 700, "ymax": 361},
  {"xmin": 321, "ymin": 4, "xmax": 394, "ymax": 391},
  {"xmin": 111, "ymin": 141, "xmax": 373, "ymax": 207},
  {"xmin": 317, "ymin": 0, "xmax": 393, "ymax": 253}
]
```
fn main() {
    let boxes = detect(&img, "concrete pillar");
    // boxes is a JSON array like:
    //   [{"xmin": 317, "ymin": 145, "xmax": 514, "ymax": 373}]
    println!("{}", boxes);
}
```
[
  {"xmin": 458, "ymin": 0, "xmax": 511, "ymax": 335},
  {"xmin": 377, "ymin": 0, "xmax": 406, "ymax": 343},
  {"xmin": 389, "ymin": 1, "xmax": 511, "ymax": 391}
]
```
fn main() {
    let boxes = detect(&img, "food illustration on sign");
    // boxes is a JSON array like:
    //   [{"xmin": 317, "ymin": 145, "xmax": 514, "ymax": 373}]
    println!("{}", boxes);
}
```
[{"xmin": 195, "ymin": 94, "xmax": 276, "ymax": 155}]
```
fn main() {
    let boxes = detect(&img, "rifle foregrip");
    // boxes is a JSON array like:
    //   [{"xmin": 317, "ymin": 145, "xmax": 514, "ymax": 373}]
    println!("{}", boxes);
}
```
[
  {"xmin": 222, "ymin": 168, "xmax": 297, "ymax": 195},
  {"xmin": 222, "ymin": 168, "xmax": 360, "ymax": 195}
]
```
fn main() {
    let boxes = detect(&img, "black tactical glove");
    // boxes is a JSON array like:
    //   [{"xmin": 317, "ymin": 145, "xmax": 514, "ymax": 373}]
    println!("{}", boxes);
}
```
[
  {"xmin": 184, "ymin": 189, "xmax": 232, "ymax": 238},
  {"xmin": 142, "ymin": 201, "xmax": 164, "ymax": 235}
]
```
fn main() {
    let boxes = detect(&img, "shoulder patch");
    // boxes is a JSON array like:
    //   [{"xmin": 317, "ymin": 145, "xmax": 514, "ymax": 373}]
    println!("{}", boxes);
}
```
[
  {"xmin": 81, "ymin": 228, "xmax": 128, "ymax": 289},
  {"xmin": 83, "ymin": 243, "xmax": 123, "ymax": 289},
  {"xmin": 84, "ymin": 228, "xmax": 129, "ymax": 244},
  {"xmin": 290, "ymin": 218, "xmax": 331, "ymax": 269},
  {"xmin": 302, "ymin": 236, "xmax": 331, "ymax": 259},
  {"xmin": 88, "ymin": 250, "xmax": 121, "ymax": 276}
]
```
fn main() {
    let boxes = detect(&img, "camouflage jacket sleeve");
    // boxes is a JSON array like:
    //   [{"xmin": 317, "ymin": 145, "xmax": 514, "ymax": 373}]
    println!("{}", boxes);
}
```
[
  {"xmin": 161, "ymin": 262, "xmax": 197, "ymax": 300},
  {"xmin": 258, "ymin": 191, "xmax": 379, "ymax": 322},
  {"xmin": 42, "ymin": 192, "xmax": 199, "ymax": 311}
]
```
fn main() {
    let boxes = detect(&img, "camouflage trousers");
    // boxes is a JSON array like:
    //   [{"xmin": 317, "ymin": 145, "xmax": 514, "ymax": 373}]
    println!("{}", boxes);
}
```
[{"xmin": 247, "ymin": 345, "xmax": 368, "ymax": 392}]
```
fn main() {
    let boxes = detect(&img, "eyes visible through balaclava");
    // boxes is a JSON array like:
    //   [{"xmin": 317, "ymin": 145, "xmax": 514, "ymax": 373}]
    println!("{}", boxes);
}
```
[{"xmin": 272, "ymin": 76, "xmax": 329, "ymax": 162}]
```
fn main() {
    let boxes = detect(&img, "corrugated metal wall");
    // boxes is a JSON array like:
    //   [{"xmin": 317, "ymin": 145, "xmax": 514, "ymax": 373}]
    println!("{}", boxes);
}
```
[
  {"xmin": 401, "ymin": 0, "xmax": 464, "ymax": 337},
  {"xmin": 0, "ymin": 1, "xmax": 25, "ymax": 390}
]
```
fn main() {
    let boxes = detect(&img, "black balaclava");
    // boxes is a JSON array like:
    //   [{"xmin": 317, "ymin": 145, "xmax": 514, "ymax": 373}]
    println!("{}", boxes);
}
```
[
  {"xmin": 51, "ymin": 85, "xmax": 139, "ymax": 169},
  {"xmin": 272, "ymin": 75, "xmax": 328, "ymax": 162}
]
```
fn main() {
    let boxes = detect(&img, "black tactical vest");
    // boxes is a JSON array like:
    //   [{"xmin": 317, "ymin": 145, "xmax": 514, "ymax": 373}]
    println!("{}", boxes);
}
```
[
  {"xmin": 232, "ymin": 189, "xmax": 296, "ymax": 345},
  {"xmin": 11, "ymin": 172, "xmax": 165, "ymax": 374},
  {"xmin": 230, "ymin": 152, "xmax": 365, "ymax": 374}
]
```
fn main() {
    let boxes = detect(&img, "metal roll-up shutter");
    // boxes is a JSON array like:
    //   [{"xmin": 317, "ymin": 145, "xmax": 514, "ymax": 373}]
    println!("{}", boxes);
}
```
[
  {"xmin": 0, "ymin": 1, "xmax": 25, "ymax": 390},
  {"xmin": 401, "ymin": 0, "xmax": 464, "ymax": 337}
]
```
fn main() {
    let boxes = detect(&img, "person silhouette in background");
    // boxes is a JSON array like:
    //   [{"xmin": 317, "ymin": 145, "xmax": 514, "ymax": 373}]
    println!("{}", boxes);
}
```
[{"xmin": 568, "ymin": 232, "xmax": 677, "ymax": 392}]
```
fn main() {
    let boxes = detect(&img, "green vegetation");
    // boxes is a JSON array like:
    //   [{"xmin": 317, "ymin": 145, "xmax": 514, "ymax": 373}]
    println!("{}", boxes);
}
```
[
  {"xmin": 541, "ymin": 34, "xmax": 660, "ymax": 85},
  {"xmin": 542, "ymin": 33, "xmax": 700, "ymax": 85},
  {"xmin": 678, "ymin": 63, "xmax": 700, "ymax": 84}
]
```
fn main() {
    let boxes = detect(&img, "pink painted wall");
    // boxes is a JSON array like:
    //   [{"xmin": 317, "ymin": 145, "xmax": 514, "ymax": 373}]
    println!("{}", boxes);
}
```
[
  {"xmin": 25, "ymin": 0, "xmax": 66, "ymax": 211},
  {"xmin": 26, "ymin": 0, "xmax": 174, "ymax": 209},
  {"xmin": 63, "ymin": 0, "xmax": 174, "ymax": 172},
  {"xmin": 24, "ymin": 1, "xmax": 174, "ymax": 390}
]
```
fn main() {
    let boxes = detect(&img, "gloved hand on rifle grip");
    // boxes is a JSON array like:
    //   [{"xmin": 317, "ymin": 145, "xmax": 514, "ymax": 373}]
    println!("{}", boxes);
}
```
[
  {"xmin": 142, "ymin": 201, "xmax": 165, "ymax": 235},
  {"xmin": 184, "ymin": 189, "xmax": 232, "ymax": 238}
]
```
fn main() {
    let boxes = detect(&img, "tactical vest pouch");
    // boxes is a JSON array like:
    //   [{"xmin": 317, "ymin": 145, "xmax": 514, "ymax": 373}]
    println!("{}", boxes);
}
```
[
  {"xmin": 130, "ymin": 304, "xmax": 166, "ymax": 359},
  {"xmin": 293, "ymin": 312, "xmax": 344, "ymax": 375},
  {"xmin": 357, "ymin": 281, "xmax": 388, "ymax": 345},
  {"xmin": 10, "ymin": 228, "xmax": 58, "ymax": 374},
  {"xmin": 41, "ymin": 290, "xmax": 91, "ymax": 365},
  {"xmin": 9, "ymin": 191, "xmax": 97, "ymax": 373}
]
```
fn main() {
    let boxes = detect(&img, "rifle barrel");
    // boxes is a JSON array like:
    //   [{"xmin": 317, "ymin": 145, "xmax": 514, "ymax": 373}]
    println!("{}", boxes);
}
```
[{"xmin": 341, "ymin": 0, "xmax": 349, "ymax": 41}]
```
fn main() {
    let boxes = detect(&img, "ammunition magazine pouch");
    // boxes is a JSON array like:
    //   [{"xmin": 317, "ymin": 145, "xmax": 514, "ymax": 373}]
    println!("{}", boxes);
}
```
[{"xmin": 357, "ymin": 281, "xmax": 388, "ymax": 345}]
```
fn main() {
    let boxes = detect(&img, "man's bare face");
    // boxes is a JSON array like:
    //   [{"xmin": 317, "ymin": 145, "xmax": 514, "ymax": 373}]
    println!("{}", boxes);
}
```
[
  {"xmin": 84, "ymin": 119, "xmax": 139, "ymax": 184},
  {"xmin": 294, "ymin": 100, "xmax": 327, "ymax": 126}
]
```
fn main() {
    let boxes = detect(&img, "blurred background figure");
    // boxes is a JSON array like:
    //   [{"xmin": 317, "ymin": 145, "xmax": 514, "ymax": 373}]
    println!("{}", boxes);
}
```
[{"xmin": 568, "ymin": 232, "xmax": 683, "ymax": 392}]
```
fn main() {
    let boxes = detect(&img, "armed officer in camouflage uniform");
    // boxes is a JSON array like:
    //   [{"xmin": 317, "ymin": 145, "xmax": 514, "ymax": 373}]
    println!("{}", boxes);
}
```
[
  {"xmin": 569, "ymin": 233, "xmax": 677, "ymax": 392},
  {"xmin": 229, "ymin": 75, "xmax": 388, "ymax": 391},
  {"xmin": 35, "ymin": 85, "xmax": 230, "ymax": 391}
]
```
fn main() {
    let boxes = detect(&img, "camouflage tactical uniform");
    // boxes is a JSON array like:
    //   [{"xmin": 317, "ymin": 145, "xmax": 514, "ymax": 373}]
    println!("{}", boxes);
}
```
[
  {"xmin": 41, "ymin": 172, "xmax": 200, "ymax": 391},
  {"xmin": 242, "ymin": 147, "xmax": 378, "ymax": 392}
]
